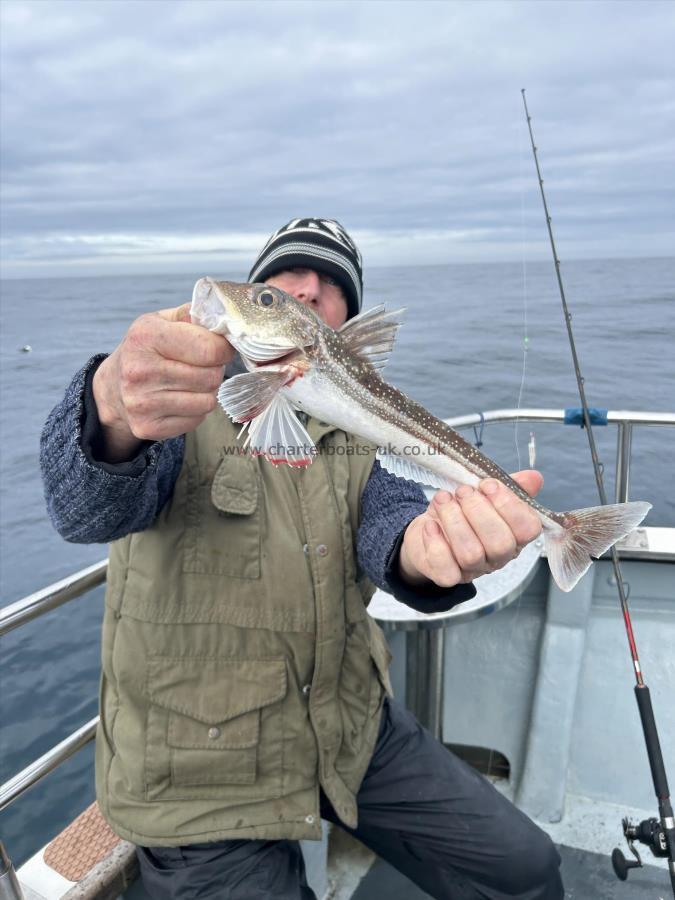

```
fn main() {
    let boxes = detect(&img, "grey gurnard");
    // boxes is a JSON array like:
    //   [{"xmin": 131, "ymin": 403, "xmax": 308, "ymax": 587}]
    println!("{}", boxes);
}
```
[{"xmin": 190, "ymin": 278, "xmax": 651, "ymax": 593}]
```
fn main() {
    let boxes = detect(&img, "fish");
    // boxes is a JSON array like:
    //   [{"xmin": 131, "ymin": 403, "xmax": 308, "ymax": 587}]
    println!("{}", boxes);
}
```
[{"xmin": 190, "ymin": 277, "xmax": 651, "ymax": 593}]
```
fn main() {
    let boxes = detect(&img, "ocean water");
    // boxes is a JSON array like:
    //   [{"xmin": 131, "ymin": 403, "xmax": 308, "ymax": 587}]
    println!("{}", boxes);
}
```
[{"xmin": 0, "ymin": 257, "xmax": 674, "ymax": 865}]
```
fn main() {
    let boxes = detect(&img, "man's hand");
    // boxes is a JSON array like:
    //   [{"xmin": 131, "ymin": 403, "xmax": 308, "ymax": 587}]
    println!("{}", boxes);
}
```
[
  {"xmin": 92, "ymin": 304, "xmax": 234, "ymax": 462},
  {"xmin": 398, "ymin": 471, "xmax": 544, "ymax": 589}
]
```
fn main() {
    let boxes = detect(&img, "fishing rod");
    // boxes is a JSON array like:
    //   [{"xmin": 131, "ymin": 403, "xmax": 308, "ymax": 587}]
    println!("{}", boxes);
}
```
[{"xmin": 521, "ymin": 88, "xmax": 675, "ymax": 896}]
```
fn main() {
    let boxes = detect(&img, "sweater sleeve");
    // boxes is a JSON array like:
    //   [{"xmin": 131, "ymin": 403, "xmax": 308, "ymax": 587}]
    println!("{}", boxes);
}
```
[
  {"xmin": 357, "ymin": 460, "xmax": 476, "ymax": 613},
  {"xmin": 39, "ymin": 355, "xmax": 185, "ymax": 543}
]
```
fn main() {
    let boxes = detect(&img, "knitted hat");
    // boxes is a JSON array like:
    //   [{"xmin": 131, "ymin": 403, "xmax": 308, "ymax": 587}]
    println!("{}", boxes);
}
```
[{"xmin": 248, "ymin": 217, "xmax": 363, "ymax": 320}]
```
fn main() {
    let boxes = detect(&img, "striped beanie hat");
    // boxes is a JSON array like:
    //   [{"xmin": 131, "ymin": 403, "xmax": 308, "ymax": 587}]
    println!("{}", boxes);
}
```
[{"xmin": 248, "ymin": 217, "xmax": 363, "ymax": 320}]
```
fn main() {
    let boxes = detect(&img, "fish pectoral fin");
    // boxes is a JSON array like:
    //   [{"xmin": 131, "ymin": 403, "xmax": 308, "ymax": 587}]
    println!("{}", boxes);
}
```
[
  {"xmin": 218, "ymin": 370, "xmax": 289, "ymax": 422},
  {"xmin": 244, "ymin": 395, "xmax": 317, "ymax": 467},
  {"xmin": 338, "ymin": 304, "xmax": 405, "ymax": 371},
  {"xmin": 217, "ymin": 372, "xmax": 316, "ymax": 467},
  {"xmin": 376, "ymin": 449, "xmax": 461, "ymax": 493}
]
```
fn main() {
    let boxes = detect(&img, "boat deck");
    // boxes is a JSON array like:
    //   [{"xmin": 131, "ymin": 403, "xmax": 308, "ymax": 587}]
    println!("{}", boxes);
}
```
[
  {"xmin": 322, "ymin": 785, "xmax": 673, "ymax": 900},
  {"xmin": 352, "ymin": 845, "xmax": 671, "ymax": 900}
]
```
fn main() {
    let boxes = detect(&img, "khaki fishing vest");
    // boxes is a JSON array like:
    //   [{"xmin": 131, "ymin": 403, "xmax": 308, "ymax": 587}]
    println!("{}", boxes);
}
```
[{"xmin": 95, "ymin": 407, "xmax": 393, "ymax": 846}]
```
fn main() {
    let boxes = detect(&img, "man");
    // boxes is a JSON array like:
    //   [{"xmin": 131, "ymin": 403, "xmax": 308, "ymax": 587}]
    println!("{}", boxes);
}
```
[{"xmin": 41, "ymin": 218, "xmax": 563, "ymax": 899}]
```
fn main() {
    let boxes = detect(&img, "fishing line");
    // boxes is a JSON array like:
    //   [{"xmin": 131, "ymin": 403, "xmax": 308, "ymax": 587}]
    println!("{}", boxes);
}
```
[
  {"xmin": 521, "ymin": 89, "xmax": 675, "ymax": 896},
  {"xmin": 487, "ymin": 113, "xmax": 532, "ymax": 787},
  {"xmin": 514, "ymin": 115, "xmax": 530, "ymax": 473}
]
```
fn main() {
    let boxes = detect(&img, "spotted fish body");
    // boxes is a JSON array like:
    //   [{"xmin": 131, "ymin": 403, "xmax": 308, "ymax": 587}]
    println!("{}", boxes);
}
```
[
  {"xmin": 285, "ymin": 326, "xmax": 557, "ymax": 517},
  {"xmin": 191, "ymin": 278, "xmax": 651, "ymax": 593}
]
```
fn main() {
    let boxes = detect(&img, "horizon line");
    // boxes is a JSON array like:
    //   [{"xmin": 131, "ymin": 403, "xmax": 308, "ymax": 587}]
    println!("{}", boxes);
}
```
[{"xmin": 2, "ymin": 253, "xmax": 674, "ymax": 283}]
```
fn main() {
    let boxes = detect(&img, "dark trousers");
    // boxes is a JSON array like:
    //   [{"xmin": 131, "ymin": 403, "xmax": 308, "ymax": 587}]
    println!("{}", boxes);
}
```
[{"xmin": 137, "ymin": 697, "xmax": 564, "ymax": 899}]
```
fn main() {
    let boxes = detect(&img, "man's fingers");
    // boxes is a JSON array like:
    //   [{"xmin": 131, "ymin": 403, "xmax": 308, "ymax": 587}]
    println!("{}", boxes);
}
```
[
  {"xmin": 157, "ymin": 303, "xmax": 192, "ymax": 323},
  {"xmin": 133, "ymin": 414, "xmax": 215, "ymax": 442},
  {"xmin": 124, "ymin": 357, "xmax": 225, "ymax": 394},
  {"xmin": 129, "ymin": 389, "xmax": 218, "ymax": 422},
  {"xmin": 420, "ymin": 518, "xmax": 462, "ymax": 587},
  {"xmin": 432, "ymin": 491, "xmax": 487, "ymax": 574},
  {"xmin": 448, "ymin": 485, "xmax": 518, "ymax": 569},
  {"xmin": 412, "ymin": 472, "xmax": 545, "ymax": 588},
  {"xmin": 509, "ymin": 469, "xmax": 544, "ymax": 498},
  {"xmin": 152, "ymin": 318, "xmax": 232, "ymax": 368},
  {"xmin": 133, "ymin": 312, "xmax": 234, "ymax": 368},
  {"xmin": 478, "ymin": 479, "xmax": 543, "ymax": 549},
  {"xmin": 126, "ymin": 391, "xmax": 218, "ymax": 439}
]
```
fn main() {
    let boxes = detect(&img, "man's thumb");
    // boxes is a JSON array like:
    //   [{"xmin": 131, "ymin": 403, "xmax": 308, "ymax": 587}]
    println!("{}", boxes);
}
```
[
  {"xmin": 157, "ymin": 303, "xmax": 192, "ymax": 324},
  {"xmin": 509, "ymin": 469, "xmax": 544, "ymax": 498}
]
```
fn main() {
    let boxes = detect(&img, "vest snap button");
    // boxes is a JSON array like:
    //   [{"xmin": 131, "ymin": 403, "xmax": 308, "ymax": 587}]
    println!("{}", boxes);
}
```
[
  {"xmin": 305, "ymin": 814, "xmax": 315, "ymax": 824},
  {"xmin": 316, "ymin": 544, "xmax": 328, "ymax": 557},
  {"xmin": 302, "ymin": 684, "xmax": 311, "ymax": 696},
  {"xmin": 208, "ymin": 727, "xmax": 221, "ymax": 739},
  {"xmin": 302, "ymin": 543, "xmax": 309, "ymax": 554}
]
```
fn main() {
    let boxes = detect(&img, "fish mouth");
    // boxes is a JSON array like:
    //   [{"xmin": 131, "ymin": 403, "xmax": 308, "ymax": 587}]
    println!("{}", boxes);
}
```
[
  {"xmin": 191, "ymin": 277, "xmax": 232, "ymax": 333},
  {"xmin": 191, "ymin": 277, "xmax": 311, "ymax": 371}
]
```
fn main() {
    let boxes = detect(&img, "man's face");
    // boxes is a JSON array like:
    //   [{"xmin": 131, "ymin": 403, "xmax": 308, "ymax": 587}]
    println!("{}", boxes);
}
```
[{"xmin": 265, "ymin": 267, "xmax": 349, "ymax": 330}]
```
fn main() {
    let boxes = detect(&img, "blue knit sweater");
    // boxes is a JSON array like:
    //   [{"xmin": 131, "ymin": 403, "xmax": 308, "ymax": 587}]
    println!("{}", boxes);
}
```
[{"xmin": 40, "ymin": 356, "xmax": 475, "ymax": 613}]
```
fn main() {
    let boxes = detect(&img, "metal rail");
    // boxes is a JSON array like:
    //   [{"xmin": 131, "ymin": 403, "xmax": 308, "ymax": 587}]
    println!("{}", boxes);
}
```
[
  {"xmin": 443, "ymin": 409, "xmax": 675, "ymax": 509},
  {"xmin": 0, "ymin": 718, "xmax": 98, "ymax": 813},
  {"xmin": 0, "ymin": 559, "xmax": 107, "ymax": 637},
  {"xmin": 0, "ymin": 407, "xmax": 673, "ymax": 813},
  {"xmin": 444, "ymin": 408, "xmax": 675, "ymax": 428}
]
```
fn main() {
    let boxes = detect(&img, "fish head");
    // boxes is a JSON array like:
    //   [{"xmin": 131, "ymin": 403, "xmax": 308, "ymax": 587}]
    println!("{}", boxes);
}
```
[{"xmin": 191, "ymin": 278, "xmax": 320, "ymax": 364}]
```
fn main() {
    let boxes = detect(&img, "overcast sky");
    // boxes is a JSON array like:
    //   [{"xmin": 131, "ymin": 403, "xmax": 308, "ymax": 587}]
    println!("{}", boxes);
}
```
[{"xmin": 1, "ymin": 0, "xmax": 673, "ymax": 278}]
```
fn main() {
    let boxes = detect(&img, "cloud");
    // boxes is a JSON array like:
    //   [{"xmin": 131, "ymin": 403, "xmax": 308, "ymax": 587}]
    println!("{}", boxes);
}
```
[{"xmin": 1, "ymin": 0, "xmax": 674, "ymax": 277}]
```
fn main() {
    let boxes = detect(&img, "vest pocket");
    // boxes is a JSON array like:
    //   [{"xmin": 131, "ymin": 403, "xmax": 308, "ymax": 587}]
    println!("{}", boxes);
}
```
[
  {"xmin": 183, "ymin": 454, "xmax": 261, "ymax": 579},
  {"xmin": 143, "ymin": 656, "xmax": 287, "ymax": 801},
  {"xmin": 168, "ymin": 706, "xmax": 260, "ymax": 786}
]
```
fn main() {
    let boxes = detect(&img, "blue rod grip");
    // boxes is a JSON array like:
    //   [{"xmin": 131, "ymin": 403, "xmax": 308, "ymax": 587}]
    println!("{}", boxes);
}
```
[{"xmin": 564, "ymin": 407, "xmax": 608, "ymax": 426}]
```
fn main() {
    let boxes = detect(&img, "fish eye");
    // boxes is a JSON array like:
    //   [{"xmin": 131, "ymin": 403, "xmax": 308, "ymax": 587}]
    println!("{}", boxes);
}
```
[{"xmin": 258, "ymin": 291, "xmax": 275, "ymax": 307}]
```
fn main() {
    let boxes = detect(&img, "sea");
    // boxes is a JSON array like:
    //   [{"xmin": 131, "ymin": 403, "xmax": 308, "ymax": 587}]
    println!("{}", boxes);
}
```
[{"xmin": 1, "ymin": 257, "xmax": 674, "ymax": 867}]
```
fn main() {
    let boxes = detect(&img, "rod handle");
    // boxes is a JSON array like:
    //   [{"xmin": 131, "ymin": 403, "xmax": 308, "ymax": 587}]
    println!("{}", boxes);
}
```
[{"xmin": 634, "ymin": 685, "xmax": 670, "ymax": 799}]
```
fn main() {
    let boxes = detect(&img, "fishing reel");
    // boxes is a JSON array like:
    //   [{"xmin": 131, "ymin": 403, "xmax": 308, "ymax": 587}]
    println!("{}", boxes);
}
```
[{"xmin": 612, "ymin": 816, "xmax": 669, "ymax": 881}]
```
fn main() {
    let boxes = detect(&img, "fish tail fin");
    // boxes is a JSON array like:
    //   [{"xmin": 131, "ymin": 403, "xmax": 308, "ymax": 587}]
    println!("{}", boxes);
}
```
[{"xmin": 544, "ymin": 500, "xmax": 651, "ymax": 592}]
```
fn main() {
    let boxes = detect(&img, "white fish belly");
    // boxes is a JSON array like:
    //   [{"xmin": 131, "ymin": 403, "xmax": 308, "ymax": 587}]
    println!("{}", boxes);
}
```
[
  {"xmin": 283, "ymin": 370, "xmax": 481, "ymax": 490},
  {"xmin": 282, "ymin": 366, "xmax": 562, "ymax": 533}
]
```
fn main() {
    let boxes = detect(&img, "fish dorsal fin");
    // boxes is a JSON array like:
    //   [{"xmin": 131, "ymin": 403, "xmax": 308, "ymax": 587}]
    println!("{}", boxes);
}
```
[
  {"xmin": 217, "ymin": 371, "xmax": 316, "ymax": 467},
  {"xmin": 338, "ymin": 304, "xmax": 405, "ymax": 371},
  {"xmin": 376, "ymin": 448, "xmax": 461, "ymax": 493}
]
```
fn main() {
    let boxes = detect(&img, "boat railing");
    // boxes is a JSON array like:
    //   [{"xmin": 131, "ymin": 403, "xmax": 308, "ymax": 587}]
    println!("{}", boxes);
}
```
[
  {"xmin": 0, "ymin": 559, "xmax": 108, "ymax": 639},
  {"xmin": 443, "ymin": 407, "xmax": 674, "ymax": 504},
  {"xmin": 1, "ymin": 406, "xmax": 674, "ymax": 832}
]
